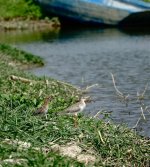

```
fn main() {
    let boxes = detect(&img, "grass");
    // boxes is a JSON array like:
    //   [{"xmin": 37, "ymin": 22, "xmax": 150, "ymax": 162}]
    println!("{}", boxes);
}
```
[
  {"xmin": 0, "ymin": 0, "xmax": 42, "ymax": 20},
  {"xmin": 0, "ymin": 0, "xmax": 60, "ymax": 31},
  {"xmin": 0, "ymin": 0, "xmax": 149, "ymax": 166},
  {"xmin": 0, "ymin": 43, "xmax": 44, "ymax": 67},
  {"xmin": 0, "ymin": 43, "xmax": 150, "ymax": 166}
]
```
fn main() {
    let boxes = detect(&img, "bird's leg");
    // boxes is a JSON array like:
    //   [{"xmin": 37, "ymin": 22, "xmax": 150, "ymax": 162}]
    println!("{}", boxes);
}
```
[
  {"xmin": 74, "ymin": 113, "xmax": 78, "ymax": 128},
  {"xmin": 45, "ymin": 114, "xmax": 48, "ymax": 120}
]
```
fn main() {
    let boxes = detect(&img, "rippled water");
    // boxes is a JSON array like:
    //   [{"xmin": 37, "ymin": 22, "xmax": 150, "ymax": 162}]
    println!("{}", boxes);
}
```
[{"xmin": 2, "ymin": 27, "xmax": 150, "ymax": 137}]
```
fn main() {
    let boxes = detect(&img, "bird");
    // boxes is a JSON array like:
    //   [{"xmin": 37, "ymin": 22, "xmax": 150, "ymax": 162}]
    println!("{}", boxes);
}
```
[
  {"xmin": 33, "ymin": 96, "xmax": 52, "ymax": 119},
  {"xmin": 61, "ymin": 97, "xmax": 87, "ymax": 127}
]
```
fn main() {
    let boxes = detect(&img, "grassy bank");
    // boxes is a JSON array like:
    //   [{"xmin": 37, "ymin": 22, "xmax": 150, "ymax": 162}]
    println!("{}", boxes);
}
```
[
  {"xmin": 0, "ymin": 43, "xmax": 44, "ymax": 67},
  {"xmin": 0, "ymin": 43, "xmax": 150, "ymax": 166},
  {"xmin": 0, "ymin": 0, "xmax": 42, "ymax": 20},
  {"xmin": 0, "ymin": 0, "xmax": 60, "ymax": 30},
  {"xmin": 0, "ymin": 1, "xmax": 149, "ymax": 166}
]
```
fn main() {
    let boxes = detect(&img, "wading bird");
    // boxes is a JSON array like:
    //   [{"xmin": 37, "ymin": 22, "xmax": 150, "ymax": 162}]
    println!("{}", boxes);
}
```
[
  {"xmin": 62, "ymin": 97, "xmax": 87, "ymax": 127},
  {"xmin": 33, "ymin": 96, "xmax": 52, "ymax": 119}
]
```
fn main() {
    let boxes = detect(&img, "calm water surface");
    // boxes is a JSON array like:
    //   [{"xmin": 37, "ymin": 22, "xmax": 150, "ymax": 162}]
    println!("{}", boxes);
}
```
[{"xmin": 1, "ymin": 27, "xmax": 150, "ymax": 137}]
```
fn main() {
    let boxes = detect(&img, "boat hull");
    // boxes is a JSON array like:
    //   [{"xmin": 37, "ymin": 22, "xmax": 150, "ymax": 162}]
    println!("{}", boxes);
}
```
[{"xmin": 36, "ymin": 0, "xmax": 150, "ymax": 25}]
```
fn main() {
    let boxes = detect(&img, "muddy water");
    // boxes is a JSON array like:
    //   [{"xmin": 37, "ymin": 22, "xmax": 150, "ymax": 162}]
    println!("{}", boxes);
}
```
[{"xmin": 1, "ymin": 27, "xmax": 150, "ymax": 137}]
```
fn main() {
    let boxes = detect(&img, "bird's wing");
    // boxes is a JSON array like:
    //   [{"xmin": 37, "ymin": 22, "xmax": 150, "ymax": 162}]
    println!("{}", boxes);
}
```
[
  {"xmin": 64, "ymin": 104, "xmax": 80, "ymax": 114},
  {"xmin": 33, "ymin": 107, "xmax": 43, "ymax": 115}
]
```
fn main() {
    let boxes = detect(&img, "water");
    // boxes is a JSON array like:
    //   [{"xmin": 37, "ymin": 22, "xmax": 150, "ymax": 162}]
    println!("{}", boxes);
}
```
[{"xmin": 1, "ymin": 27, "xmax": 150, "ymax": 137}]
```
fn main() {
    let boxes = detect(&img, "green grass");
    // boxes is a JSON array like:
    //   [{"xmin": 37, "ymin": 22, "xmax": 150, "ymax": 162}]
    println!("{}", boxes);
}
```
[
  {"xmin": 0, "ymin": 44, "xmax": 150, "ymax": 166},
  {"xmin": 144, "ymin": 0, "xmax": 150, "ymax": 2},
  {"xmin": 0, "ymin": 0, "xmax": 42, "ymax": 20},
  {"xmin": 0, "ymin": 43, "xmax": 44, "ymax": 67}
]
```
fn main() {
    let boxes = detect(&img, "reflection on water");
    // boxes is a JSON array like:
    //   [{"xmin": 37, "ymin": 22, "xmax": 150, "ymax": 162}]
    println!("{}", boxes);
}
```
[
  {"xmin": 1, "ymin": 27, "xmax": 150, "ymax": 137},
  {"xmin": 0, "ymin": 28, "xmax": 60, "ymax": 44}
]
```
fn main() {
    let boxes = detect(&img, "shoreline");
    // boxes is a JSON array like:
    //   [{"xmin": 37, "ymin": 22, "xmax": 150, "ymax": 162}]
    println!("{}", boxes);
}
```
[
  {"xmin": 0, "ymin": 17, "xmax": 60, "ymax": 31},
  {"xmin": 0, "ymin": 43, "xmax": 149, "ymax": 166},
  {"xmin": 0, "ymin": 0, "xmax": 149, "ymax": 165}
]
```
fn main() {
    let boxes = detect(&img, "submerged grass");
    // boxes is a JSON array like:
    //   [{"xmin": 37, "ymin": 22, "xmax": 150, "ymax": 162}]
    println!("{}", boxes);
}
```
[{"xmin": 0, "ymin": 43, "xmax": 150, "ymax": 166}]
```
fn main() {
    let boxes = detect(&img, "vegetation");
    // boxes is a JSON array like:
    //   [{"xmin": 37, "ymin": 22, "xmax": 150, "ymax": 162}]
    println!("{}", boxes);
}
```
[
  {"xmin": 0, "ymin": 0, "xmax": 60, "ymax": 30},
  {"xmin": 0, "ymin": 0, "xmax": 150, "ymax": 166},
  {"xmin": 0, "ymin": 43, "xmax": 150, "ymax": 166},
  {"xmin": 0, "ymin": 0, "xmax": 42, "ymax": 20},
  {"xmin": 144, "ymin": 0, "xmax": 150, "ymax": 2},
  {"xmin": 0, "ymin": 43, "xmax": 44, "ymax": 66}
]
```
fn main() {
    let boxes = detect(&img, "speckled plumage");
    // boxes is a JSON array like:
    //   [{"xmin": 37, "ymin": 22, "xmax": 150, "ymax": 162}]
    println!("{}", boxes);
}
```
[{"xmin": 33, "ymin": 96, "xmax": 52, "ymax": 118}]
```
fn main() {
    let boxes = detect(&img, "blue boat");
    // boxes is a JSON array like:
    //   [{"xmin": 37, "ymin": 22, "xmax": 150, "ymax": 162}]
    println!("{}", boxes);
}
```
[{"xmin": 36, "ymin": 0, "xmax": 150, "ymax": 25}]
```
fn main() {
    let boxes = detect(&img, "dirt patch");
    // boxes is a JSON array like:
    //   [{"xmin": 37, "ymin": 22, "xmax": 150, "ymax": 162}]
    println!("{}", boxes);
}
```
[
  {"xmin": 59, "ymin": 142, "xmax": 82, "ymax": 158},
  {"xmin": 77, "ymin": 154, "xmax": 96, "ymax": 165},
  {"xmin": 2, "ymin": 139, "xmax": 97, "ymax": 165},
  {"xmin": 3, "ymin": 138, "xmax": 31, "ymax": 150},
  {"xmin": 2, "ymin": 158, "xmax": 27, "ymax": 165},
  {"xmin": 49, "ymin": 141, "xmax": 97, "ymax": 165}
]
